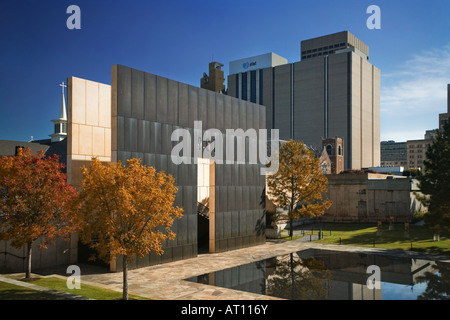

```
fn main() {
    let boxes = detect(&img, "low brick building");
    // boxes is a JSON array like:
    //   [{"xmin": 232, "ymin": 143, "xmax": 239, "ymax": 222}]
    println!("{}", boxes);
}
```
[{"xmin": 322, "ymin": 173, "xmax": 426, "ymax": 223}]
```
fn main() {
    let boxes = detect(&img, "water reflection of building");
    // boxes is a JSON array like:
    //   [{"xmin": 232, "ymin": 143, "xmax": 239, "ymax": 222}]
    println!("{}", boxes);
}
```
[
  {"xmin": 187, "ymin": 249, "xmax": 442, "ymax": 300},
  {"xmin": 295, "ymin": 249, "xmax": 437, "ymax": 300}
]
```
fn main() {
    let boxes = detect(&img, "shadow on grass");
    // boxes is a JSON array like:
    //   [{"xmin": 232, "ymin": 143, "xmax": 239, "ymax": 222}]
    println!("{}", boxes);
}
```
[{"xmin": 0, "ymin": 287, "xmax": 69, "ymax": 300}]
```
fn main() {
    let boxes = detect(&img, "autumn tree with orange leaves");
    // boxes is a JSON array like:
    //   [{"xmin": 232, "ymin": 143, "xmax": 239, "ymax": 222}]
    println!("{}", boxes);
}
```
[
  {"xmin": 267, "ymin": 140, "xmax": 332, "ymax": 239},
  {"xmin": 0, "ymin": 148, "xmax": 79, "ymax": 279},
  {"xmin": 78, "ymin": 158, "xmax": 183, "ymax": 300}
]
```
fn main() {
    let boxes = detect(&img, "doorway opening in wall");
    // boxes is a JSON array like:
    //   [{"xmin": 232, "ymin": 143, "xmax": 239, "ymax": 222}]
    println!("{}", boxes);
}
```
[{"xmin": 197, "ymin": 158, "xmax": 213, "ymax": 254}]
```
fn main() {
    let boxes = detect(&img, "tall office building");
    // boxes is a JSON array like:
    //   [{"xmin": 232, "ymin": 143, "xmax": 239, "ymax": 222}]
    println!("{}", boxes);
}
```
[
  {"xmin": 228, "ymin": 31, "xmax": 381, "ymax": 170},
  {"xmin": 380, "ymin": 141, "xmax": 407, "ymax": 168},
  {"xmin": 438, "ymin": 84, "xmax": 449, "ymax": 130}
]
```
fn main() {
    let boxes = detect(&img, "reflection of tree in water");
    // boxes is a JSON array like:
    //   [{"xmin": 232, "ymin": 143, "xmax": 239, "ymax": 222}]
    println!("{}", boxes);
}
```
[
  {"xmin": 266, "ymin": 253, "xmax": 333, "ymax": 300},
  {"xmin": 416, "ymin": 262, "xmax": 450, "ymax": 300}
]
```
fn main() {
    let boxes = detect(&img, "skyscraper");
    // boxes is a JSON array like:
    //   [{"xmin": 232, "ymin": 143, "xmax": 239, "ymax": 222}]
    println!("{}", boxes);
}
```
[{"xmin": 228, "ymin": 31, "xmax": 381, "ymax": 170}]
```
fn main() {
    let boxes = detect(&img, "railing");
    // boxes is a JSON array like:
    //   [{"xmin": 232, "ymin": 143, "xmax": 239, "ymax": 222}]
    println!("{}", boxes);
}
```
[{"xmin": 1, "ymin": 251, "xmax": 26, "ymax": 260}]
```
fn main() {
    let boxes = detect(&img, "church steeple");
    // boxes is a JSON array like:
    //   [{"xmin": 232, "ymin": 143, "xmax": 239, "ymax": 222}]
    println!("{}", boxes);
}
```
[{"xmin": 49, "ymin": 82, "xmax": 68, "ymax": 143}]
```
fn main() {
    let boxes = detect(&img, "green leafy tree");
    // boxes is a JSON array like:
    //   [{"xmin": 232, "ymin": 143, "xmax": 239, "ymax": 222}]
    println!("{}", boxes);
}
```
[{"xmin": 416, "ymin": 122, "xmax": 450, "ymax": 235}]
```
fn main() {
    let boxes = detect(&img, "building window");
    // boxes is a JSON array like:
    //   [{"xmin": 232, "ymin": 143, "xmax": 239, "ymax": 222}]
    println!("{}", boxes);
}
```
[
  {"xmin": 54, "ymin": 123, "xmax": 60, "ymax": 133},
  {"xmin": 242, "ymin": 72, "xmax": 247, "ymax": 101},
  {"xmin": 338, "ymin": 145, "xmax": 342, "ymax": 155},
  {"xmin": 326, "ymin": 145, "xmax": 333, "ymax": 156}
]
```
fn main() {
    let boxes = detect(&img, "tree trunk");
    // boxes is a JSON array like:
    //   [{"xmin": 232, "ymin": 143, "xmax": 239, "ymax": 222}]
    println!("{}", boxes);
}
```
[
  {"xmin": 25, "ymin": 242, "xmax": 32, "ymax": 279},
  {"xmin": 289, "ymin": 217, "xmax": 294, "ymax": 240},
  {"xmin": 122, "ymin": 255, "xmax": 128, "ymax": 300}
]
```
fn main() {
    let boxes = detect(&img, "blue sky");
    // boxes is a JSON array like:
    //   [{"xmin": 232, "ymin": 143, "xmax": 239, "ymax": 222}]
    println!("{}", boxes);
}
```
[{"xmin": 0, "ymin": 0, "xmax": 449, "ymax": 143}]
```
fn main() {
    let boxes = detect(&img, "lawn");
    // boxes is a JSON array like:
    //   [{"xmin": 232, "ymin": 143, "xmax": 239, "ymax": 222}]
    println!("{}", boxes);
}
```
[
  {"xmin": 310, "ymin": 223, "xmax": 450, "ymax": 255},
  {"xmin": 0, "ymin": 276, "xmax": 149, "ymax": 300},
  {"xmin": 0, "ymin": 280, "xmax": 70, "ymax": 300}
]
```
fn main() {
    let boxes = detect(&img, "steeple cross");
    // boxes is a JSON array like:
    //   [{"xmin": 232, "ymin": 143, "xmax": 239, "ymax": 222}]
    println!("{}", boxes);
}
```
[{"xmin": 60, "ymin": 82, "xmax": 67, "ymax": 93}]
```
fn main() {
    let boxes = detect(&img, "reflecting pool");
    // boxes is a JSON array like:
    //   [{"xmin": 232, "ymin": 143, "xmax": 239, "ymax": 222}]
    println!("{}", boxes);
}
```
[{"xmin": 185, "ymin": 249, "xmax": 450, "ymax": 300}]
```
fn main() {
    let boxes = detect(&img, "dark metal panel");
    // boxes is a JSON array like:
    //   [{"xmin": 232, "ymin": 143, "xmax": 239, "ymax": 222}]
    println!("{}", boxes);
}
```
[
  {"xmin": 172, "ymin": 246, "xmax": 183, "ymax": 262},
  {"xmin": 161, "ymin": 247, "xmax": 173, "ymax": 264},
  {"xmin": 167, "ymin": 155, "xmax": 178, "ymax": 182},
  {"xmin": 252, "ymin": 103, "xmax": 260, "ymax": 131},
  {"xmin": 117, "ymin": 116, "xmax": 124, "ymax": 151},
  {"xmin": 167, "ymin": 79, "xmax": 179, "ymax": 126},
  {"xmin": 243, "ymin": 186, "xmax": 251, "ymax": 211},
  {"xmin": 198, "ymin": 89, "xmax": 208, "ymax": 125},
  {"xmin": 231, "ymin": 98, "xmax": 239, "ymax": 130},
  {"xmin": 117, "ymin": 65, "xmax": 131, "ymax": 118},
  {"xmin": 187, "ymin": 214, "xmax": 197, "ymax": 245},
  {"xmin": 183, "ymin": 186, "xmax": 193, "ymax": 215},
  {"xmin": 207, "ymin": 91, "xmax": 215, "ymax": 130},
  {"xmin": 246, "ymin": 103, "xmax": 253, "ymax": 132},
  {"xmin": 217, "ymin": 184, "xmax": 227, "ymax": 213},
  {"xmin": 156, "ymin": 76, "xmax": 168, "ymax": 124},
  {"xmin": 223, "ymin": 95, "xmax": 232, "ymax": 130},
  {"xmin": 235, "ymin": 186, "xmax": 243, "ymax": 211},
  {"xmin": 137, "ymin": 120, "xmax": 144, "ymax": 153},
  {"xmin": 176, "ymin": 215, "xmax": 188, "ymax": 246},
  {"xmin": 215, "ymin": 163, "xmax": 223, "ymax": 188},
  {"xmin": 178, "ymin": 83, "xmax": 189, "ymax": 128},
  {"xmin": 131, "ymin": 68, "xmax": 144, "ymax": 120},
  {"xmin": 144, "ymin": 153, "xmax": 156, "ymax": 168},
  {"xmin": 215, "ymin": 94, "xmax": 224, "ymax": 132},
  {"xmin": 214, "ymin": 186, "xmax": 221, "ymax": 214},
  {"xmin": 235, "ymin": 236, "xmax": 243, "ymax": 250},
  {"xmin": 224, "ymin": 164, "xmax": 231, "ymax": 186},
  {"xmin": 154, "ymin": 122, "xmax": 162, "ymax": 155},
  {"xmin": 118, "ymin": 151, "xmax": 131, "ymax": 164},
  {"xmin": 182, "ymin": 244, "xmax": 194, "ymax": 260},
  {"xmin": 215, "ymin": 211, "xmax": 223, "ymax": 240},
  {"xmin": 148, "ymin": 250, "xmax": 162, "ymax": 266},
  {"xmin": 131, "ymin": 152, "xmax": 144, "ymax": 163},
  {"xmin": 188, "ymin": 86, "xmax": 199, "ymax": 127},
  {"xmin": 239, "ymin": 99, "xmax": 247, "ymax": 130},
  {"xmin": 174, "ymin": 184, "xmax": 182, "ymax": 209},
  {"xmin": 156, "ymin": 154, "xmax": 168, "ymax": 175},
  {"xmin": 161, "ymin": 124, "xmax": 172, "ymax": 155},
  {"xmin": 227, "ymin": 186, "xmax": 235, "ymax": 212},
  {"xmin": 143, "ymin": 120, "xmax": 151, "ymax": 153},
  {"xmin": 231, "ymin": 211, "xmax": 239, "ymax": 238},
  {"xmin": 177, "ymin": 163, "xmax": 187, "ymax": 186},
  {"xmin": 144, "ymin": 73, "xmax": 157, "ymax": 122},
  {"xmin": 259, "ymin": 105, "xmax": 266, "ymax": 130}
]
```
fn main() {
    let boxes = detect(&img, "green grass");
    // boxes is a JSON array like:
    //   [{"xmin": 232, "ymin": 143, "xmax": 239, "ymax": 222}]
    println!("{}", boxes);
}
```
[
  {"xmin": 280, "ymin": 230, "xmax": 303, "ymax": 241},
  {"xmin": 0, "ymin": 276, "xmax": 149, "ymax": 300},
  {"xmin": 313, "ymin": 223, "xmax": 450, "ymax": 255},
  {"xmin": 0, "ymin": 281, "xmax": 70, "ymax": 300}
]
